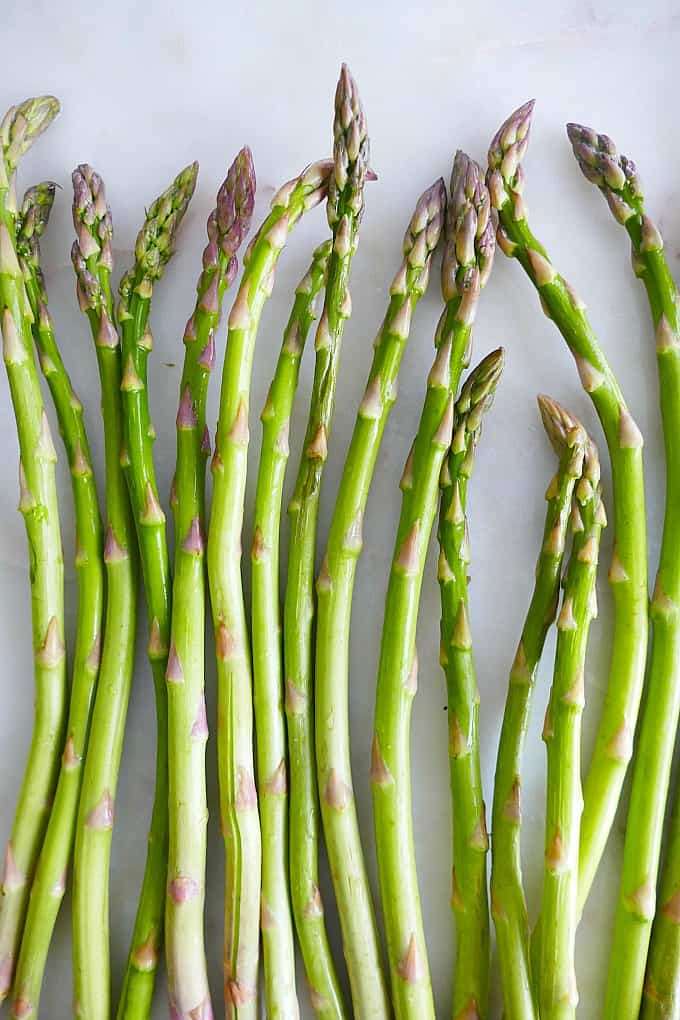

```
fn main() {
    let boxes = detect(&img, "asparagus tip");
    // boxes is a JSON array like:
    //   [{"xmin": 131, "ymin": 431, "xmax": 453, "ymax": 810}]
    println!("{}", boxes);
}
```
[
  {"xmin": 565, "ymin": 121, "xmax": 642, "ymax": 211},
  {"xmin": 16, "ymin": 182, "xmax": 58, "ymax": 261},
  {"xmin": 128, "ymin": 160, "xmax": 199, "ymax": 286},
  {"xmin": 536, "ymin": 394, "xmax": 586, "ymax": 456},
  {"xmin": 329, "ymin": 61, "xmax": 369, "ymax": 228},
  {"xmin": 1, "ymin": 96, "xmax": 60, "ymax": 172},
  {"xmin": 487, "ymin": 99, "xmax": 535, "ymax": 183},
  {"xmin": 213, "ymin": 146, "xmax": 256, "ymax": 259},
  {"xmin": 442, "ymin": 151, "xmax": 495, "ymax": 300},
  {"xmin": 458, "ymin": 347, "xmax": 505, "ymax": 410}
]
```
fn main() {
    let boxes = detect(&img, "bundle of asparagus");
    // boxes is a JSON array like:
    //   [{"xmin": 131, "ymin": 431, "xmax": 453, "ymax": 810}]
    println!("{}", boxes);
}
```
[{"xmin": 2, "ymin": 62, "xmax": 680, "ymax": 1020}]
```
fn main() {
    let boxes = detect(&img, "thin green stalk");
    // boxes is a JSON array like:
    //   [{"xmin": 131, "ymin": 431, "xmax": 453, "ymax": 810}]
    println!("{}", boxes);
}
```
[
  {"xmin": 539, "ymin": 435, "xmax": 604, "ymax": 1020},
  {"xmin": 10, "ymin": 182, "xmax": 104, "ymax": 1019},
  {"xmin": 284, "ymin": 63, "xmax": 376, "ymax": 1018},
  {"xmin": 437, "ymin": 349, "xmax": 504, "ymax": 1020},
  {"xmin": 371, "ymin": 151, "xmax": 495, "ymax": 1020},
  {"xmin": 567, "ymin": 123, "xmax": 680, "ymax": 1020},
  {"xmin": 487, "ymin": 100, "xmax": 648, "ymax": 912},
  {"xmin": 166, "ymin": 149, "xmax": 255, "ymax": 1020},
  {"xmin": 207, "ymin": 154, "xmax": 332, "ymax": 1018},
  {"xmin": 253, "ymin": 240, "xmax": 330, "ymax": 1020},
  {"xmin": 70, "ymin": 165, "xmax": 138, "ymax": 1020},
  {"xmin": 491, "ymin": 399, "xmax": 586, "ymax": 1020},
  {"xmin": 644, "ymin": 793, "xmax": 680, "ymax": 1019},
  {"xmin": 312, "ymin": 177, "xmax": 445, "ymax": 1019},
  {"xmin": 115, "ymin": 161, "xmax": 198, "ymax": 1020},
  {"xmin": 0, "ymin": 96, "xmax": 66, "ymax": 1001}
]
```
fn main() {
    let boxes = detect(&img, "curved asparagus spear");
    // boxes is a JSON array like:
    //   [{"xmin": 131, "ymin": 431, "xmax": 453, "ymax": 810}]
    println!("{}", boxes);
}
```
[
  {"xmin": 438, "ymin": 348, "xmax": 504, "ymax": 1020},
  {"xmin": 253, "ymin": 240, "xmax": 330, "ymax": 1020},
  {"xmin": 115, "ymin": 161, "xmax": 198, "ymax": 1020},
  {"xmin": 208, "ymin": 151, "xmax": 331, "ymax": 1017},
  {"xmin": 282, "ymin": 64, "xmax": 375, "ymax": 1018},
  {"xmin": 487, "ymin": 101, "xmax": 648, "ymax": 910},
  {"xmin": 371, "ymin": 151, "xmax": 495, "ymax": 1020},
  {"xmin": 566, "ymin": 123, "xmax": 680, "ymax": 1020},
  {"xmin": 491, "ymin": 398, "xmax": 585, "ymax": 1020},
  {"xmin": 10, "ymin": 182, "xmax": 105, "ymax": 1019},
  {"xmin": 69, "ymin": 166, "xmax": 138, "ymax": 1020},
  {"xmin": 311, "ymin": 177, "xmax": 445, "ymax": 1019},
  {"xmin": 540, "ymin": 432, "xmax": 604, "ymax": 1020},
  {"xmin": 166, "ymin": 151, "xmax": 254, "ymax": 1020},
  {"xmin": 0, "ymin": 96, "xmax": 66, "ymax": 1001}
]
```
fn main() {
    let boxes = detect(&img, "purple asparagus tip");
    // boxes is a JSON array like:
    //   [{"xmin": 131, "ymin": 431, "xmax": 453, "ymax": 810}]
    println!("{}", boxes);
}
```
[
  {"xmin": 215, "ymin": 145, "xmax": 256, "ymax": 258},
  {"xmin": 488, "ymin": 99, "xmax": 536, "ymax": 178}
]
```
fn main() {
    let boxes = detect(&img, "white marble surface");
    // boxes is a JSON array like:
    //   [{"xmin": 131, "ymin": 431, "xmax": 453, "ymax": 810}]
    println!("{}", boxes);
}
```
[{"xmin": 2, "ymin": 1, "xmax": 679, "ymax": 1016}]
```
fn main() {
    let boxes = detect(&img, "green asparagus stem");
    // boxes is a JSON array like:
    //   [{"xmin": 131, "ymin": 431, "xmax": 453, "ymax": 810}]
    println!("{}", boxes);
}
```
[
  {"xmin": 281, "ymin": 63, "xmax": 373, "ymax": 1018},
  {"xmin": 253, "ymin": 240, "xmax": 330, "ymax": 1020},
  {"xmin": 9, "ymin": 182, "xmax": 105, "ymax": 1019},
  {"xmin": 69, "ymin": 165, "xmax": 138, "ymax": 1020},
  {"xmin": 312, "ymin": 178, "xmax": 445, "ymax": 1020},
  {"xmin": 487, "ymin": 101, "xmax": 649, "ymax": 912},
  {"xmin": 208, "ymin": 151, "xmax": 332, "ymax": 1018},
  {"xmin": 437, "ymin": 349, "xmax": 504, "ymax": 1020},
  {"xmin": 644, "ymin": 798, "xmax": 680, "ymax": 1019},
  {"xmin": 115, "ymin": 161, "xmax": 197, "ymax": 1020},
  {"xmin": 566, "ymin": 123, "xmax": 680, "ymax": 1020},
  {"xmin": 539, "ymin": 431, "xmax": 604, "ymax": 1020},
  {"xmin": 0, "ymin": 96, "xmax": 66, "ymax": 1001},
  {"xmin": 166, "ymin": 150, "xmax": 254, "ymax": 1020},
  {"xmin": 491, "ymin": 399, "xmax": 586, "ymax": 1020},
  {"xmin": 372, "ymin": 151, "xmax": 495, "ymax": 1020}
]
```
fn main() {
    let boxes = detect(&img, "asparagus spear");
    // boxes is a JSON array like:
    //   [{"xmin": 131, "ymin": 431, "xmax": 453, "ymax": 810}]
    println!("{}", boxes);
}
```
[
  {"xmin": 491, "ymin": 399, "xmax": 586, "ymax": 1020},
  {"xmin": 539, "ymin": 429, "xmax": 604, "ymax": 1020},
  {"xmin": 372, "ymin": 150, "xmax": 495, "ymax": 1020},
  {"xmin": 437, "ymin": 348, "xmax": 504, "ymax": 1020},
  {"xmin": 643, "ymin": 798, "xmax": 680, "ymax": 1019},
  {"xmin": 208, "ymin": 149, "xmax": 332, "ymax": 1017},
  {"xmin": 9, "ymin": 182, "xmax": 105, "ymax": 1019},
  {"xmin": 566, "ymin": 123, "xmax": 680, "ymax": 1019},
  {"xmin": 253, "ymin": 240, "xmax": 330, "ymax": 1020},
  {"xmin": 167, "ymin": 151, "xmax": 254, "ymax": 1020},
  {"xmin": 281, "ymin": 63, "xmax": 374, "ymax": 1018},
  {"xmin": 487, "ymin": 101, "xmax": 648, "ymax": 912},
  {"xmin": 69, "ymin": 166, "xmax": 138, "ymax": 1020},
  {"xmin": 0, "ymin": 96, "xmax": 66, "ymax": 1001},
  {"xmin": 114, "ymin": 161, "xmax": 197, "ymax": 1020},
  {"xmin": 312, "ymin": 177, "xmax": 445, "ymax": 1019}
]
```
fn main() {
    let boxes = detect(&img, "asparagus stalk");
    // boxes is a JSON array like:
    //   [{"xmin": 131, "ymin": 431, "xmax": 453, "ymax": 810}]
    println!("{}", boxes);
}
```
[
  {"xmin": 539, "ymin": 430, "xmax": 604, "ymax": 1020},
  {"xmin": 566, "ymin": 123, "xmax": 680, "ymax": 1019},
  {"xmin": 487, "ymin": 101, "xmax": 648, "ymax": 911},
  {"xmin": 9, "ymin": 182, "xmax": 105, "ymax": 1019},
  {"xmin": 166, "ymin": 151, "xmax": 255, "ymax": 1020},
  {"xmin": 491, "ymin": 399, "xmax": 586, "ymax": 1020},
  {"xmin": 437, "ymin": 348, "xmax": 504, "ymax": 1020},
  {"xmin": 0, "ymin": 96, "xmax": 66, "ymax": 1001},
  {"xmin": 114, "ymin": 161, "xmax": 197, "ymax": 1020},
  {"xmin": 643, "ymin": 797, "xmax": 680, "ymax": 1019},
  {"xmin": 253, "ymin": 240, "xmax": 330, "ymax": 1020},
  {"xmin": 372, "ymin": 150, "xmax": 495, "ymax": 1020},
  {"xmin": 69, "ymin": 165, "xmax": 138, "ymax": 1020},
  {"xmin": 208, "ymin": 150, "xmax": 332, "ymax": 1017},
  {"xmin": 312, "ymin": 177, "xmax": 445, "ymax": 1018},
  {"xmin": 282, "ymin": 63, "xmax": 374, "ymax": 1018}
]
